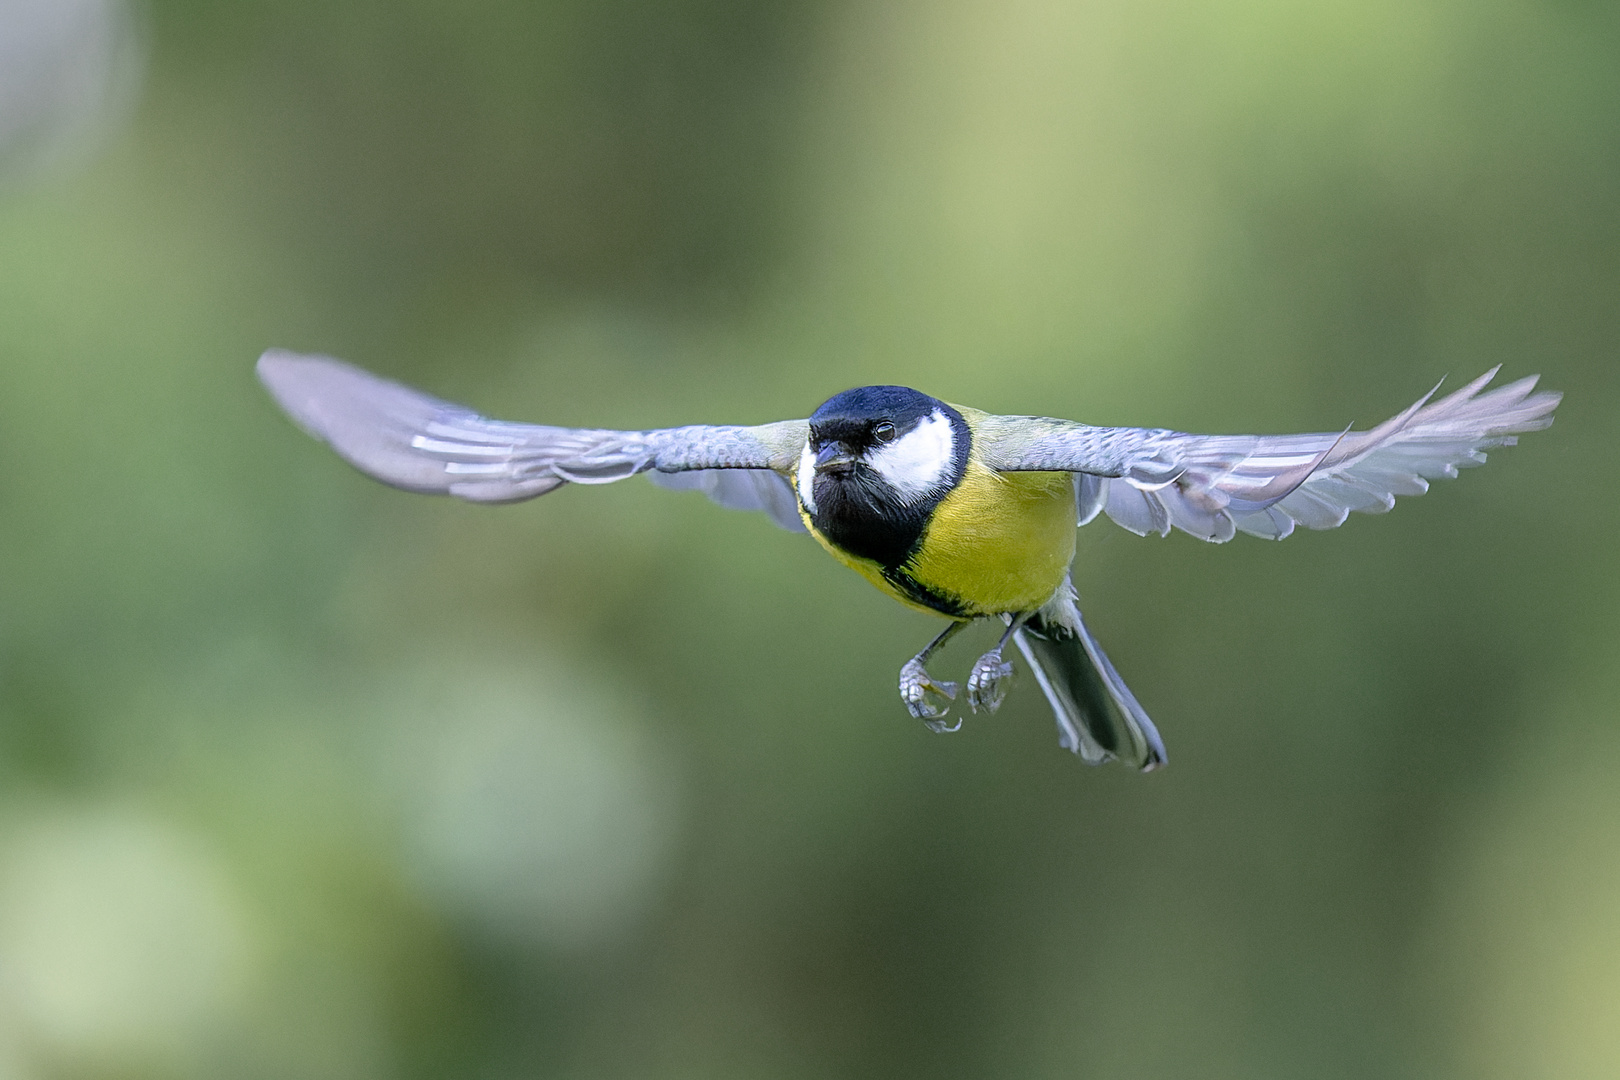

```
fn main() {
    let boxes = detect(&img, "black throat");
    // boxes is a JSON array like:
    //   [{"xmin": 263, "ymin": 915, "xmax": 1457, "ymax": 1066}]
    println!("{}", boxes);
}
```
[{"xmin": 811, "ymin": 469, "xmax": 938, "ymax": 570}]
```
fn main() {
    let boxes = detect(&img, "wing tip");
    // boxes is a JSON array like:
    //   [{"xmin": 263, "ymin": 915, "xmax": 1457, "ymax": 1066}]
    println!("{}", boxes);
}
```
[
  {"xmin": 255, "ymin": 348, "xmax": 384, "ymax": 433},
  {"xmin": 256, "ymin": 347, "xmax": 341, "ymax": 392},
  {"xmin": 255, "ymin": 348, "xmax": 336, "ymax": 440}
]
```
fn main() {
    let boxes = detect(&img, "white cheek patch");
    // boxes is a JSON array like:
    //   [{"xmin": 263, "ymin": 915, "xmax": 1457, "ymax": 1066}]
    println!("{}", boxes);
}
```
[
  {"xmin": 867, "ymin": 411, "xmax": 954, "ymax": 503},
  {"xmin": 796, "ymin": 442, "xmax": 818, "ymax": 513}
]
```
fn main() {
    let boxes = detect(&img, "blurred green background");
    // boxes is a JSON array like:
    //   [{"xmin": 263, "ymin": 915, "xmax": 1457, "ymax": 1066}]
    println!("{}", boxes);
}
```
[{"xmin": 0, "ymin": 0, "xmax": 1614, "ymax": 1077}]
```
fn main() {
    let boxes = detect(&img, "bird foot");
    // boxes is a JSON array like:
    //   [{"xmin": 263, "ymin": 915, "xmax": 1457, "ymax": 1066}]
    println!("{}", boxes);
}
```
[
  {"xmin": 967, "ymin": 651, "xmax": 1014, "ymax": 714},
  {"xmin": 900, "ymin": 658, "xmax": 959, "ymax": 729}
]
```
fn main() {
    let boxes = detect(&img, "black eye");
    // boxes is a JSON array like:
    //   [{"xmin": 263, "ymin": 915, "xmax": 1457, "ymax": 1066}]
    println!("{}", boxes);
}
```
[{"xmin": 873, "ymin": 422, "xmax": 896, "ymax": 443}]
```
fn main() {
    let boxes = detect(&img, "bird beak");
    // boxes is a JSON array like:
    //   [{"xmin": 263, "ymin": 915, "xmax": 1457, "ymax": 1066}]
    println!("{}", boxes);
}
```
[{"xmin": 814, "ymin": 443, "xmax": 857, "ymax": 475}]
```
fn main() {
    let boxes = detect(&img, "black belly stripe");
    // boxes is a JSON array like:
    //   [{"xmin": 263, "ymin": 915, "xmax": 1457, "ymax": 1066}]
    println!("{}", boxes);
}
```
[
  {"xmin": 882, "ymin": 565, "xmax": 971, "ymax": 618},
  {"xmin": 811, "ymin": 510, "xmax": 969, "ymax": 616}
]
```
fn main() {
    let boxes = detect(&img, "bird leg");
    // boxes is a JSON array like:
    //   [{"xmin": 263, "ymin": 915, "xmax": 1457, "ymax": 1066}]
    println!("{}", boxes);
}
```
[
  {"xmin": 899, "ymin": 621, "xmax": 968, "ymax": 730},
  {"xmin": 967, "ymin": 613, "xmax": 1030, "ymax": 714}
]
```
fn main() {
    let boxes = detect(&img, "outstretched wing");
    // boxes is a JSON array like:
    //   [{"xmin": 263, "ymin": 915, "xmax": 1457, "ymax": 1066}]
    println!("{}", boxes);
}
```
[
  {"xmin": 257, "ymin": 351, "xmax": 808, "ymax": 529},
  {"xmin": 975, "ymin": 367, "xmax": 1561, "ymax": 541}
]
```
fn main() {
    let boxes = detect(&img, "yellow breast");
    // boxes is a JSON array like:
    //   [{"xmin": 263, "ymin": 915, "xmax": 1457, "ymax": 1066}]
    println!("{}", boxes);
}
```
[{"xmin": 905, "ymin": 462, "xmax": 1077, "ymax": 616}]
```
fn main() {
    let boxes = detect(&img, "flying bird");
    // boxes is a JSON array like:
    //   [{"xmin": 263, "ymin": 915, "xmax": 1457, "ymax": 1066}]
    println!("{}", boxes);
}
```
[{"xmin": 258, "ymin": 351, "xmax": 1561, "ymax": 771}]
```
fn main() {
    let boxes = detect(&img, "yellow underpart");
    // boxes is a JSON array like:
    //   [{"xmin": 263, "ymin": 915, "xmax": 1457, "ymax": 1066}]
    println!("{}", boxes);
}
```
[
  {"xmin": 800, "ymin": 458, "xmax": 1077, "ymax": 619},
  {"xmin": 907, "ymin": 461, "xmax": 1076, "ymax": 616}
]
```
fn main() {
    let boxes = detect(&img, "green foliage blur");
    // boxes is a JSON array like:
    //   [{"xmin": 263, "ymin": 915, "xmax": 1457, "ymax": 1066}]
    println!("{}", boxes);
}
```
[{"xmin": 0, "ymin": 0, "xmax": 1614, "ymax": 1077}]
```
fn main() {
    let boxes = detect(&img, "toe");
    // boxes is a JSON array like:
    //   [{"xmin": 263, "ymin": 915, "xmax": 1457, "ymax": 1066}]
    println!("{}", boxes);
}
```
[
  {"xmin": 900, "ymin": 660, "xmax": 960, "ymax": 721},
  {"xmin": 967, "ymin": 657, "xmax": 1014, "ymax": 714}
]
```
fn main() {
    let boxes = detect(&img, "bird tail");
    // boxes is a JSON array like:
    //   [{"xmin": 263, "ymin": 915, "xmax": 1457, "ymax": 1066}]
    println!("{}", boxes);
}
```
[{"xmin": 1013, "ymin": 584, "xmax": 1167, "ymax": 771}]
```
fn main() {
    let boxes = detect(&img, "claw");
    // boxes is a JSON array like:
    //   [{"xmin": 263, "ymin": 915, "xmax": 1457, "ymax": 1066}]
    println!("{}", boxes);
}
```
[
  {"xmin": 900, "ymin": 657, "xmax": 959, "ymax": 723},
  {"xmin": 967, "ymin": 652, "xmax": 1015, "ymax": 714}
]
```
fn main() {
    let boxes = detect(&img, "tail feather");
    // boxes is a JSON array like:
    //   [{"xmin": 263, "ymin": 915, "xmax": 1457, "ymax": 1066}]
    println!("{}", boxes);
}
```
[{"xmin": 1014, "ymin": 600, "xmax": 1167, "ymax": 771}]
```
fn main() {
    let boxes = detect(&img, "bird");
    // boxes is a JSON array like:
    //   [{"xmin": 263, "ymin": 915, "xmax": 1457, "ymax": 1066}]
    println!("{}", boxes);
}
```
[{"xmin": 257, "ymin": 351, "xmax": 1561, "ymax": 771}]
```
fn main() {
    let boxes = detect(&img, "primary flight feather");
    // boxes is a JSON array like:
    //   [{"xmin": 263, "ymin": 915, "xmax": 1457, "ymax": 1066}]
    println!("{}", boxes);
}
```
[{"xmin": 259, "ymin": 350, "xmax": 1560, "ymax": 770}]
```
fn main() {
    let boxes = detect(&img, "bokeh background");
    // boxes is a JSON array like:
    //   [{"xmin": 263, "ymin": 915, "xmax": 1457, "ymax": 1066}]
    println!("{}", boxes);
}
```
[{"xmin": 0, "ymin": 0, "xmax": 1614, "ymax": 1076}]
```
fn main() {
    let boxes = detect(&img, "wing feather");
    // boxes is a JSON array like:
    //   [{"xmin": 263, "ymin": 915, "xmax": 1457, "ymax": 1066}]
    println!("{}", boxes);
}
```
[
  {"xmin": 257, "ymin": 351, "xmax": 808, "ymax": 524},
  {"xmin": 977, "ymin": 367, "xmax": 1560, "ymax": 542}
]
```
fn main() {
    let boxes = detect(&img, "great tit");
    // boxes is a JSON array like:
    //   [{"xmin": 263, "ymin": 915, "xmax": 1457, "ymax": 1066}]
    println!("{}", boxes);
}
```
[{"xmin": 258, "ymin": 352, "xmax": 1560, "ymax": 771}]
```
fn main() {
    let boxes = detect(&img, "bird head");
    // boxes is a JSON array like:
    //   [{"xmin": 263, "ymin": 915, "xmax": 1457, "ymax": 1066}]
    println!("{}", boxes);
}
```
[{"xmin": 797, "ymin": 386, "xmax": 968, "ymax": 527}]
